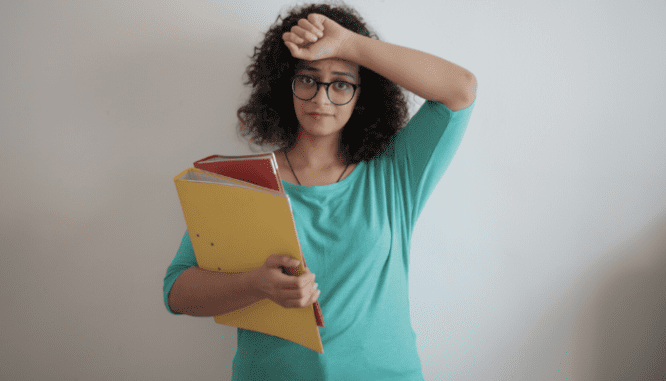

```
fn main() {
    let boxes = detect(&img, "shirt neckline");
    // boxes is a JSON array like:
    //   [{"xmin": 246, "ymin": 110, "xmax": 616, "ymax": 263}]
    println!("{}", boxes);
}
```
[{"xmin": 282, "ymin": 160, "xmax": 365, "ymax": 193}]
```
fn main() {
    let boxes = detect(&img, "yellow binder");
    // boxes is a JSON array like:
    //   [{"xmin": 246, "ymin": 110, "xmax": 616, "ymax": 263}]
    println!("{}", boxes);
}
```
[{"xmin": 174, "ymin": 167, "xmax": 323, "ymax": 353}]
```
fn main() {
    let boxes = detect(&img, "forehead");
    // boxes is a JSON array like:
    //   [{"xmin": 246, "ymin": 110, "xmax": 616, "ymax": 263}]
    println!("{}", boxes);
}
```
[{"xmin": 296, "ymin": 58, "xmax": 360, "ymax": 78}]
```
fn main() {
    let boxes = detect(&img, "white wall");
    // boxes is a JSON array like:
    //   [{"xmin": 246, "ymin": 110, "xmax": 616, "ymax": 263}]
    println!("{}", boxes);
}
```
[{"xmin": 1, "ymin": 1, "xmax": 665, "ymax": 380}]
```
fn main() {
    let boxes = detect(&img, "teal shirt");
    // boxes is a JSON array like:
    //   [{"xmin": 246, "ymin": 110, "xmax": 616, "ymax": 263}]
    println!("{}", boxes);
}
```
[{"xmin": 164, "ymin": 100, "xmax": 475, "ymax": 380}]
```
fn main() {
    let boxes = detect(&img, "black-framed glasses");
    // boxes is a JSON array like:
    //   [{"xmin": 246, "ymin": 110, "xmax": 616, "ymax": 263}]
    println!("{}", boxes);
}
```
[{"xmin": 291, "ymin": 75, "xmax": 360, "ymax": 105}]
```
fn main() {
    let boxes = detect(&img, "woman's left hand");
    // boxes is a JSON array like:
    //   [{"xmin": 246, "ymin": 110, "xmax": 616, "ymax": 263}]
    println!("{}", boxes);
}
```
[{"xmin": 282, "ymin": 13, "xmax": 355, "ymax": 61}]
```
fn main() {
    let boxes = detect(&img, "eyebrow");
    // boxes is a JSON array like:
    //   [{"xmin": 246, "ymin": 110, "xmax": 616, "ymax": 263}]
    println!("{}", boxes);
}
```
[{"xmin": 298, "ymin": 66, "xmax": 357, "ymax": 82}]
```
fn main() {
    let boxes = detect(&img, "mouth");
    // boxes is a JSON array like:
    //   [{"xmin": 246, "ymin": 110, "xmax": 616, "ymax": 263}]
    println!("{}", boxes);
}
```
[{"xmin": 308, "ymin": 113, "xmax": 332, "ymax": 117}]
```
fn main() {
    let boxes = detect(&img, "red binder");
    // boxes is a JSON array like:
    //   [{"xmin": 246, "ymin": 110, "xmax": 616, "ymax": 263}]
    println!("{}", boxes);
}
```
[{"xmin": 193, "ymin": 153, "xmax": 284, "ymax": 193}]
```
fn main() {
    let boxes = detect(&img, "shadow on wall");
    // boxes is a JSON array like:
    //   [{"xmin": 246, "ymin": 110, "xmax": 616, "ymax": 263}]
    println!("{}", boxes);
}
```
[{"xmin": 579, "ymin": 212, "xmax": 666, "ymax": 380}]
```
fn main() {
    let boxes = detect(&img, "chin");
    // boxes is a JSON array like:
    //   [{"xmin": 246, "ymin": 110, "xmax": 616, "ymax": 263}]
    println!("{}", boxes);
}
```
[
  {"xmin": 298, "ymin": 119, "xmax": 343, "ymax": 138},
  {"xmin": 300, "ymin": 126, "xmax": 343, "ymax": 139}
]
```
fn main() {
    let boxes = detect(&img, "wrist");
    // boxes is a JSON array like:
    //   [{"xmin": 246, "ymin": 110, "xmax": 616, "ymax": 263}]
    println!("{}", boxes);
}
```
[
  {"xmin": 242, "ymin": 269, "xmax": 264, "ymax": 299},
  {"xmin": 339, "ymin": 31, "xmax": 364, "ymax": 63}
]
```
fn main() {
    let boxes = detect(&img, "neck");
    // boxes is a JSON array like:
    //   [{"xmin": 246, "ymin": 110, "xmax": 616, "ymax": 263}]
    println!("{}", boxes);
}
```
[{"xmin": 286, "ymin": 130, "xmax": 344, "ymax": 169}]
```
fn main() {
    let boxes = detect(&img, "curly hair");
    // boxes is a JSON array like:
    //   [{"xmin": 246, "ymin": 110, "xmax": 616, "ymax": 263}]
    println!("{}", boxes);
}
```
[{"xmin": 236, "ymin": 2, "xmax": 409, "ymax": 164}]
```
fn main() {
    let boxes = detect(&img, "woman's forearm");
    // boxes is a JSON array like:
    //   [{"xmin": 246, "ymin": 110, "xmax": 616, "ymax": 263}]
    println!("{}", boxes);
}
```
[
  {"xmin": 168, "ymin": 266, "xmax": 263, "ymax": 317},
  {"xmin": 342, "ymin": 33, "xmax": 476, "ymax": 110}
]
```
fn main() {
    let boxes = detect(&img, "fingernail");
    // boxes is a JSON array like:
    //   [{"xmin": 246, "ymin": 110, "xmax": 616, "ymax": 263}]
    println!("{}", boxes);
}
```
[{"xmin": 317, "ymin": 31, "xmax": 323, "ymax": 37}]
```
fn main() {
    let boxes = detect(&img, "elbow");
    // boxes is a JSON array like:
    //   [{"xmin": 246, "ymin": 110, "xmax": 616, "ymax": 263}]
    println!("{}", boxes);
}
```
[
  {"xmin": 439, "ymin": 72, "xmax": 476, "ymax": 111},
  {"xmin": 168, "ymin": 289, "xmax": 183, "ymax": 315},
  {"xmin": 453, "ymin": 73, "xmax": 477, "ymax": 111},
  {"xmin": 462, "ymin": 72, "xmax": 477, "ymax": 105}
]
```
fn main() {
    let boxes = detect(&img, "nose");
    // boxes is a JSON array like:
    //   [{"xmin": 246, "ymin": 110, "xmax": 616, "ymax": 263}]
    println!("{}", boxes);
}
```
[{"xmin": 311, "ymin": 84, "xmax": 331, "ymax": 104}]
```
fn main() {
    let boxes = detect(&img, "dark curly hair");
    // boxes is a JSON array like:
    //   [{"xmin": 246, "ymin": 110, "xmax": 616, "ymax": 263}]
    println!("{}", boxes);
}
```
[{"xmin": 236, "ymin": 2, "xmax": 409, "ymax": 164}]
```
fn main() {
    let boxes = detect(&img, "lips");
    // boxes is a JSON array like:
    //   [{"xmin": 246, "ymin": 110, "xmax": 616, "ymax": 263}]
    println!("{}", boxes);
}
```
[{"xmin": 308, "ymin": 112, "xmax": 332, "ymax": 116}]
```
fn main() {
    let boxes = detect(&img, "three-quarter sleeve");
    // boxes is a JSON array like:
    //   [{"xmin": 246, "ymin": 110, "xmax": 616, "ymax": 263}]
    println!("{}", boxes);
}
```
[
  {"xmin": 384, "ymin": 99, "xmax": 475, "ymax": 228},
  {"xmin": 163, "ymin": 230, "xmax": 198, "ymax": 314}
]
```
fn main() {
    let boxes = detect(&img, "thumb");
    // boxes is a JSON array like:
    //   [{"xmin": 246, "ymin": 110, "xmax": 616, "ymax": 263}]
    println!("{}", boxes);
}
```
[
  {"xmin": 284, "ymin": 40, "xmax": 312, "ymax": 61},
  {"xmin": 286, "ymin": 257, "xmax": 301, "ymax": 267},
  {"xmin": 280, "ymin": 255, "xmax": 301, "ymax": 276},
  {"xmin": 267, "ymin": 254, "xmax": 300, "ymax": 268}
]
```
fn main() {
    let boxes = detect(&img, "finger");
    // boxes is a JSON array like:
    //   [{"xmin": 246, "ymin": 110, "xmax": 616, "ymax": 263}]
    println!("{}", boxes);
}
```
[
  {"xmin": 281, "ymin": 274, "xmax": 314, "ymax": 290},
  {"xmin": 271, "ymin": 270, "xmax": 298, "ymax": 286},
  {"xmin": 272, "ymin": 265, "xmax": 310, "ymax": 286},
  {"xmin": 283, "ymin": 258, "xmax": 305, "ymax": 276},
  {"xmin": 286, "ymin": 287, "xmax": 319, "ymax": 308},
  {"xmin": 281, "ymin": 264, "xmax": 299, "ymax": 276},
  {"xmin": 262, "ymin": 266, "xmax": 300, "ymax": 288},
  {"xmin": 280, "ymin": 287, "xmax": 313, "ymax": 307},
  {"xmin": 283, "ymin": 31, "xmax": 305, "ymax": 45},
  {"xmin": 307, "ymin": 287, "xmax": 321, "ymax": 307},
  {"xmin": 280, "ymin": 288, "xmax": 309, "ymax": 300},
  {"xmin": 267, "ymin": 255, "xmax": 300, "ymax": 269},
  {"xmin": 293, "ymin": 270, "xmax": 315, "ymax": 288},
  {"xmin": 291, "ymin": 25, "xmax": 318, "ymax": 43},
  {"xmin": 266, "ymin": 254, "xmax": 296, "ymax": 265},
  {"xmin": 298, "ymin": 18, "xmax": 323, "ymax": 39},
  {"xmin": 269, "ymin": 270, "xmax": 304, "ymax": 289},
  {"xmin": 307, "ymin": 14, "xmax": 326, "ymax": 32}
]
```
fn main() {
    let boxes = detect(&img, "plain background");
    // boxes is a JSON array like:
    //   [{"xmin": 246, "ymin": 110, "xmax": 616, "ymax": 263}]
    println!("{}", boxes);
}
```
[{"xmin": 1, "ymin": 0, "xmax": 665, "ymax": 380}]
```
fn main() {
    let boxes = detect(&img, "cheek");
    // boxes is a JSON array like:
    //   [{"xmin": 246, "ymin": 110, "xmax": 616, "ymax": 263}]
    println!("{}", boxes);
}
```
[
  {"xmin": 293, "ymin": 98, "xmax": 307, "ymax": 123},
  {"xmin": 293, "ymin": 96, "xmax": 304, "ymax": 112},
  {"xmin": 341, "ymin": 108, "xmax": 354, "ymax": 122}
]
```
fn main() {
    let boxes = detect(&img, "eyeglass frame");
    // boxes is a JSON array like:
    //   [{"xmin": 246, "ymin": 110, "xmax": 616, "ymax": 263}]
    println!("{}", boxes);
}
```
[{"xmin": 291, "ymin": 75, "xmax": 361, "ymax": 106}]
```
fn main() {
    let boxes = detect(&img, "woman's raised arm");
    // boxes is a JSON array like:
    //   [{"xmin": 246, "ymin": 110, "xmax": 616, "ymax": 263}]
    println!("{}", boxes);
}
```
[{"xmin": 283, "ymin": 13, "xmax": 477, "ymax": 111}]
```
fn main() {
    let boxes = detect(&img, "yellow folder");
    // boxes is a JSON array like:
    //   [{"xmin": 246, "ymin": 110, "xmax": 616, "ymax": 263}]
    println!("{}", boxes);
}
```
[{"xmin": 174, "ymin": 167, "xmax": 323, "ymax": 353}]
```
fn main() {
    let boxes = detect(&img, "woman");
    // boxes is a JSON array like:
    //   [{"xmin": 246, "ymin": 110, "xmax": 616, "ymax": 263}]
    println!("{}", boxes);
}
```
[{"xmin": 164, "ymin": 2, "xmax": 476, "ymax": 380}]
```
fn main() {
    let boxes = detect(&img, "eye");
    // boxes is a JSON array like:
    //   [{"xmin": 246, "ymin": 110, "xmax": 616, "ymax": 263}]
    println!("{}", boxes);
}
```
[
  {"xmin": 297, "ymin": 76, "xmax": 315, "ymax": 85},
  {"xmin": 332, "ymin": 81, "xmax": 351, "ymax": 91}
]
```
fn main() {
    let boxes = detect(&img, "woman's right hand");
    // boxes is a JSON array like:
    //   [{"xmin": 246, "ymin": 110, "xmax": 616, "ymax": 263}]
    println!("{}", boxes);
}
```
[{"xmin": 250, "ymin": 255, "xmax": 320, "ymax": 309}]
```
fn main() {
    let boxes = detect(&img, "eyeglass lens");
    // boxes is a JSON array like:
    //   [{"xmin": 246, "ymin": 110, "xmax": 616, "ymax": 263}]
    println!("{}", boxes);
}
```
[{"xmin": 293, "ymin": 76, "xmax": 355, "ymax": 105}]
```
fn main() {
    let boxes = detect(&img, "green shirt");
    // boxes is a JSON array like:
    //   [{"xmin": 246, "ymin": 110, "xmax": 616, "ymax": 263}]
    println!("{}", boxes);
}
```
[{"xmin": 164, "ymin": 100, "xmax": 475, "ymax": 380}]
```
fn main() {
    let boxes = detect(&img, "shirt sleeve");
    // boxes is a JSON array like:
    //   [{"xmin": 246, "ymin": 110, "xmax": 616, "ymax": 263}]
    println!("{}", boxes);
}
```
[
  {"xmin": 385, "ymin": 99, "xmax": 475, "ymax": 228},
  {"xmin": 163, "ymin": 230, "xmax": 198, "ymax": 315}
]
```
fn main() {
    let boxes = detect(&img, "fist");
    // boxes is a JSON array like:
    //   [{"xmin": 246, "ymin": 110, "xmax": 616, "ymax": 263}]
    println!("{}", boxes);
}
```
[
  {"xmin": 252, "ymin": 255, "xmax": 321, "ymax": 309},
  {"xmin": 282, "ymin": 13, "xmax": 354, "ymax": 61}
]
